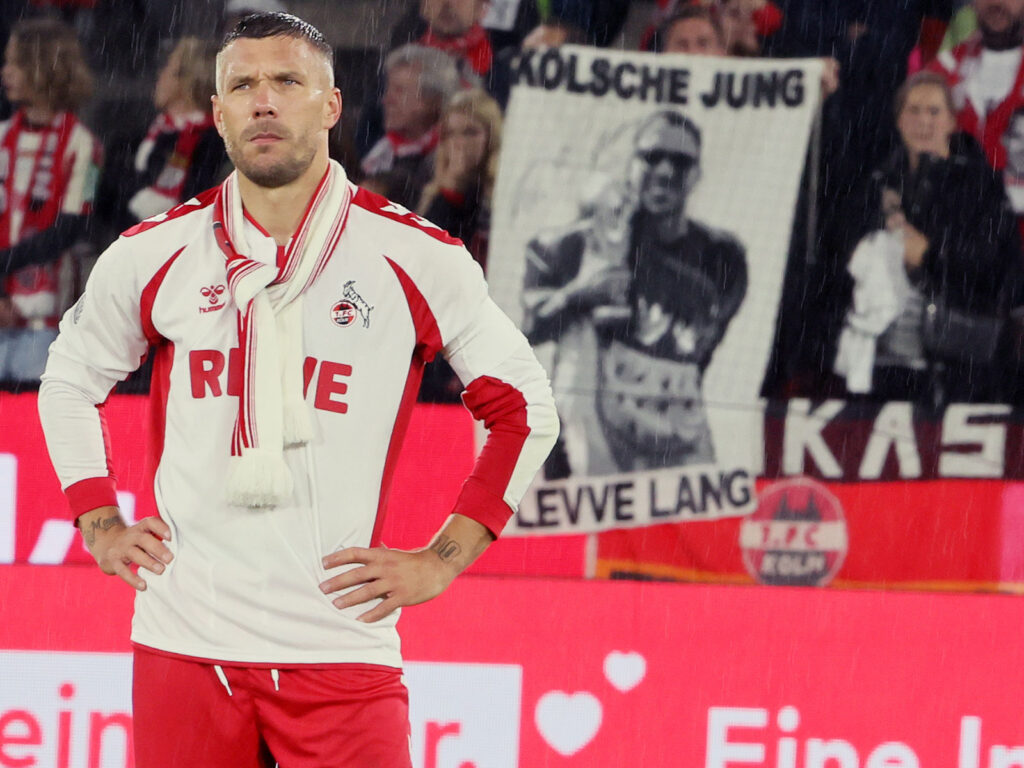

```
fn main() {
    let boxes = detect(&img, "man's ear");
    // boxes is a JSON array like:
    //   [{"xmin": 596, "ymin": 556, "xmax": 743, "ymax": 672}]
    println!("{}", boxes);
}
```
[
  {"xmin": 211, "ymin": 94, "xmax": 225, "ymax": 138},
  {"xmin": 324, "ymin": 88, "xmax": 342, "ymax": 130}
]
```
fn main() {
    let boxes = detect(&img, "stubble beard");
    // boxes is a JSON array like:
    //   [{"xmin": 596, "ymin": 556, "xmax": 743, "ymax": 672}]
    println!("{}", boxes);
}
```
[{"xmin": 226, "ymin": 136, "xmax": 318, "ymax": 189}]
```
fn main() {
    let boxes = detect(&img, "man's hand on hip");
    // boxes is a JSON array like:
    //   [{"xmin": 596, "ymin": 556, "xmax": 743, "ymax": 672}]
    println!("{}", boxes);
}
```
[
  {"xmin": 320, "ymin": 514, "xmax": 495, "ymax": 623},
  {"xmin": 319, "ymin": 545, "xmax": 459, "ymax": 624},
  {"xmin": 77, "ymin": 506, "xmax": 173, "ymax": 591}
]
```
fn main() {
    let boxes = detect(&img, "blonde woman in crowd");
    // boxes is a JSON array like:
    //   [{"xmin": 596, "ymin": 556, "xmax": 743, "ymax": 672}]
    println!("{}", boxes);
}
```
[{"xmin": 417, "ymin": 88, "xmax": 502, "ymax": 270}]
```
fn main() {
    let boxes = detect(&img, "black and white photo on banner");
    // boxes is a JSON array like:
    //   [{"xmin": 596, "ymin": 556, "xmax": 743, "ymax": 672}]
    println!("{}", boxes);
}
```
[{"xmin": 485, "ymin": 46, "xmax": 824, "ymax": 535}]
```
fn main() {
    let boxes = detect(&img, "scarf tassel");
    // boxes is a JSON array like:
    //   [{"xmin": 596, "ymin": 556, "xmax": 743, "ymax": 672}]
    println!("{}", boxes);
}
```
[{"xmin": 227, "ymin": 449, "xmax": 294, "ymax": 509}]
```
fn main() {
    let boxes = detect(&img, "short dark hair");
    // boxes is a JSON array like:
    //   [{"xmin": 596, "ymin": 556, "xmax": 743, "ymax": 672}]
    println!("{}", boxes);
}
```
[
  {"xmin": 220, "ymin": 12, "xmax": 333, "ymax": 62},
  {"xmin": 650, "ymin": 7, "xmax": 723, "ymax": 53},
  {"xmin": 635, "ymin": 110, "xmax": 703, "ymax": 156}
]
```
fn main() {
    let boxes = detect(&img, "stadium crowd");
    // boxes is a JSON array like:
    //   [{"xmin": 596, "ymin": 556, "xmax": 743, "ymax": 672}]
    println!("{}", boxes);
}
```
[{"xmin": 2, "ymin": 0, "xmax": 1023, "ymax": 407}]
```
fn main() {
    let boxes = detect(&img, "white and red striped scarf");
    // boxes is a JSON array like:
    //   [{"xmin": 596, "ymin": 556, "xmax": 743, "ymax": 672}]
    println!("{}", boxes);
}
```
[{"xmin": 212, "ymin": 160, "xmax": 353, "ymax": 508}]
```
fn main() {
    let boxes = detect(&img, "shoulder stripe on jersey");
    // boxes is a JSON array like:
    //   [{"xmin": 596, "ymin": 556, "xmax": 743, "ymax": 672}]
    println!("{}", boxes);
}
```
[
  {"xmin": 352, "ymin": 186, "xmax": 463, "ymax": 246},
  {"xmin": 383, "ymin": 256, "xmax": 443, "ymax": 362},
  {"xmin": 140, "ymin": 246, "xmax": 186, "ymax": 345},
  {"xmin": 122, "ymin": 186, "xmax": 218, "ymax": 238}
]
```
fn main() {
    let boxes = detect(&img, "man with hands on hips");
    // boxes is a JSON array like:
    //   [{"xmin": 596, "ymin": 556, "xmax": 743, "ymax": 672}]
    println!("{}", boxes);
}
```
[{"xmin": 41, "ymin": 12, "xmax": 557, "ymax": 768}]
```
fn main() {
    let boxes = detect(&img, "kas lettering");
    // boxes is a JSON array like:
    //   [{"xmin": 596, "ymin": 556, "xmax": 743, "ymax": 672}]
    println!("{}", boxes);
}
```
[
  {"xmin": 706, "ymin": 707, "xmax": 1024, "ymax": 768},
  {"xmin": 189, "ymin": 350, "xmax": 352, "ymax": 414},
  {"xmin": 781, "ymin": 400, "xmax": 1011, "ymax": 480}
]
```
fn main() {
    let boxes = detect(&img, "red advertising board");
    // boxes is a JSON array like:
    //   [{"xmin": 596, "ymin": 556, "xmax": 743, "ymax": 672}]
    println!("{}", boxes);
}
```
[
  {"xmin": 3, "ymin": 565, "xmax": 1024, "ymax": 767},
  {"xmin": 6, "ymin": 391, "xmax": 1024, "ymax": 591},
  {"xmin": 0, "ymin": 392, "xmax": 585, "ymax": 577}
]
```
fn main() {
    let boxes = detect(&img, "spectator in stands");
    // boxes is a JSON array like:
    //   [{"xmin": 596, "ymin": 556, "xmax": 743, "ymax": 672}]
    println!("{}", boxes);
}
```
[
  {"xmin": 357, "ymin": 0, "xmax": 489, "ymax": 160},
  {"xmin": 361, "ymin": 44, "xmax": 461, "ymax": 210},
  {"xmin": 716, "ymin": 0, "xmax": 784, "ymax": 56},
  {"xmin": 415, "ymin": 0, "xmax": 494, "ymax": 77},
  {"xmin": 935, "ymin": 0, "xmax": 1024, "ymax": 194},
  {"xmin": 417, "ymin": 89, "xmax": 501, "ymax": 267},
  {"xmin": 0, "ymin": 18, "xmax": 101, "ymax": 386},
  {"xmin": 416, "ymin": 89, "xmax": 503, "ymax": 403},
  {"xmin": 831, "ymin": 71, "xmax": 1021, "ymax": 404},
  {"xmin": 649, "ymin": 7, "xmax": 727, "ymax": 56},
  {"xmin": 109, "ymin": 37, "xmax": 226, "ymax": 234}
]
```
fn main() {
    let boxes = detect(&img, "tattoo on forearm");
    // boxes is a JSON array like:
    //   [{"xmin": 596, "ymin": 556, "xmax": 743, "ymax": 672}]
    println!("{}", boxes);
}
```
[
  {"xmin": 430, "ymin": 535, "xmax": 462, "ymax": 563},
  {"xmin": 82, "ymin": 515, "xmax": 124, "ymax": 547}
]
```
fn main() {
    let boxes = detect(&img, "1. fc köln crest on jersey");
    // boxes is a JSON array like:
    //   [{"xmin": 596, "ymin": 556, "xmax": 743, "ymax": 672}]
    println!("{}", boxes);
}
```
[
  {"xmin": 739, "ymin": 477, "xmax": 848, "ymax": 587},
  {"xmin": 331, "ymin": 280, "xmax": 373, "ymax": 328}
]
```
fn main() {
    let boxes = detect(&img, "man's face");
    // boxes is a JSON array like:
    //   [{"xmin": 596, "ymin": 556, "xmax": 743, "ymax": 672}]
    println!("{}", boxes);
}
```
[
  {"xmin": 212, "ymin": 35, "xmax": 341, "ymax": 189},
  {"xmin": 1, "ymin": 41, "xmax": 30, "ymax": 106},
  {"xmin": 1004, "ymin": 117, "xmax": 1024, "ymax": 172},
  {"xmin": 662, "ymin": 18, "xmax": 726, "ymax": 56},
  {"xmin": 634, "ymin": 150, "xmax": 699, "ymax": 216},
  {"xmin": 420, "ymin": 0, "xmax": 484, "ymax": 38},
  {"xmin": 382, "ymin": 64, "xmax": 440, "ymax": 138},
  {"xmin": 629, "ymin": 119, "xmax": 701, "ymax": 218},
  {"xmin": 976, "ymin": 0, "xmax": 1024, "ymax": 41}
]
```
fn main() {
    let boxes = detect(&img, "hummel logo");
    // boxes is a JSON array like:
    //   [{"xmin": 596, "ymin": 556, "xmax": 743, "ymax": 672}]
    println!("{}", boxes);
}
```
[{"xmin": 199, "ymin": 284, "xmax": 226, "ymax": 314}]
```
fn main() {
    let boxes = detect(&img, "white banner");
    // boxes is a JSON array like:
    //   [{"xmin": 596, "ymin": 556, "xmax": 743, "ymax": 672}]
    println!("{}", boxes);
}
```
[
  {"xmin": 488, "ymin": 47, "xmax": 822, "ymax": 534},
  {"xmin": 510, "ymin": 464, "xmax": 755, "ymax": 535}
]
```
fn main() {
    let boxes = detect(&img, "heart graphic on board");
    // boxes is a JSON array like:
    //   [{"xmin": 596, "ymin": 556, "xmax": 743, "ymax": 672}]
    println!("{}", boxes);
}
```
[
  {"xmin": 603, "ymin": 650, "xmax": 647, "ymax": 692},
  {"xmin": 534, "ymin": 691, "xmax": 603, "ymax": 756}
]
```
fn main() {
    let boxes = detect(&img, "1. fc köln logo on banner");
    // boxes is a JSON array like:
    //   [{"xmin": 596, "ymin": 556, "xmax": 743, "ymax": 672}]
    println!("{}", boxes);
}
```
[{"xmin": 739, "ymin": 478, "xmax": 848, "ymax": 587}]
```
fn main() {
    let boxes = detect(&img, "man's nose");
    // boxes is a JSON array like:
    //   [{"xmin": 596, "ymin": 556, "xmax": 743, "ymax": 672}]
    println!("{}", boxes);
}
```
[
  {"xmin": 251, "ymin": 81, "xmax": 278, "ymax": 118},
  {"xmin": 652, "ymin": 157, "xmax": 678, "ymax": 176}
]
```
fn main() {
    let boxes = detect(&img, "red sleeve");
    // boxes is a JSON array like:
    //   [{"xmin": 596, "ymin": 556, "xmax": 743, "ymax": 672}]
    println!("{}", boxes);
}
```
[
  {"xmin": 65, "ymin": 477, "xmax": 118, "ymax": 519},
  {"xmin": 452, "ymin": 376, "xmax": 532, "ymax": 537}
]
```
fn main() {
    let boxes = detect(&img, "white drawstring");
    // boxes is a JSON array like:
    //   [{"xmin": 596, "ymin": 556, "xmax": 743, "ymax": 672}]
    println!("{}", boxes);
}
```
[
  {"xmin": 271, "ymin": 668, "xmax": 280, "ymax": 692},
  {"xmin": 213, "ymin": 665, "xmax": 233, "ymax": 697}
]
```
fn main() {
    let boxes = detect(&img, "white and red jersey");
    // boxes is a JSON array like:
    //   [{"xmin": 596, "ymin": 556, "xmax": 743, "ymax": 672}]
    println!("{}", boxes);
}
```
[
  {"xmin": 38, "ymin": 181, "xmax": 558, "ymax": 666},
  {"xmin": 933, "ymin": 35, "xmax": 1024, "ymax": 171}
]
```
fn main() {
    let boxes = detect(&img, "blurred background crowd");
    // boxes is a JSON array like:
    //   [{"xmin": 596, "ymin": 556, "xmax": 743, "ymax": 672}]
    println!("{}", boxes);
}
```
[{"xmin": 1, "ymin": 0, "xmax": 1023, "ymax": 409}]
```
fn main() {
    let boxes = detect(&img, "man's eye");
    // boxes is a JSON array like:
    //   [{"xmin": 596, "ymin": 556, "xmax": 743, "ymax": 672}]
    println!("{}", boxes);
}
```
[{"xmin": 233, "ymin": 83, "xmax": 249, "ymax": 91}]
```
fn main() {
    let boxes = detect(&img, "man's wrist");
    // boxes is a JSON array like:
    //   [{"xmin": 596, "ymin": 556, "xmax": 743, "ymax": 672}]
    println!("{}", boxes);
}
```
[{"xmin": 76, "ymin": 506, "xmax": 126, "ymax": 550}]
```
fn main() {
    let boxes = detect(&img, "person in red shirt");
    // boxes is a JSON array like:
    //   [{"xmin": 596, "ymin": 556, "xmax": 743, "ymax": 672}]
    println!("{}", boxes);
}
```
[{"xmin": 418, "ymin": 0, "xmax": 493, "ymax": 77}]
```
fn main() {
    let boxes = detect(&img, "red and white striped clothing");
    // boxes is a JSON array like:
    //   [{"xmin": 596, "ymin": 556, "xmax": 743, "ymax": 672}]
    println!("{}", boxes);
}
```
[
  {"xmin": 934, "ymin": 35, "xmax": 1024, "ymax": 171},
  {"xmin": 0, "ymin": 110, "xmax": 101, "ymax": 325},
  {"xmin": 38, "ymin": 175, "xmax": 558, "ymax": 666}
]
